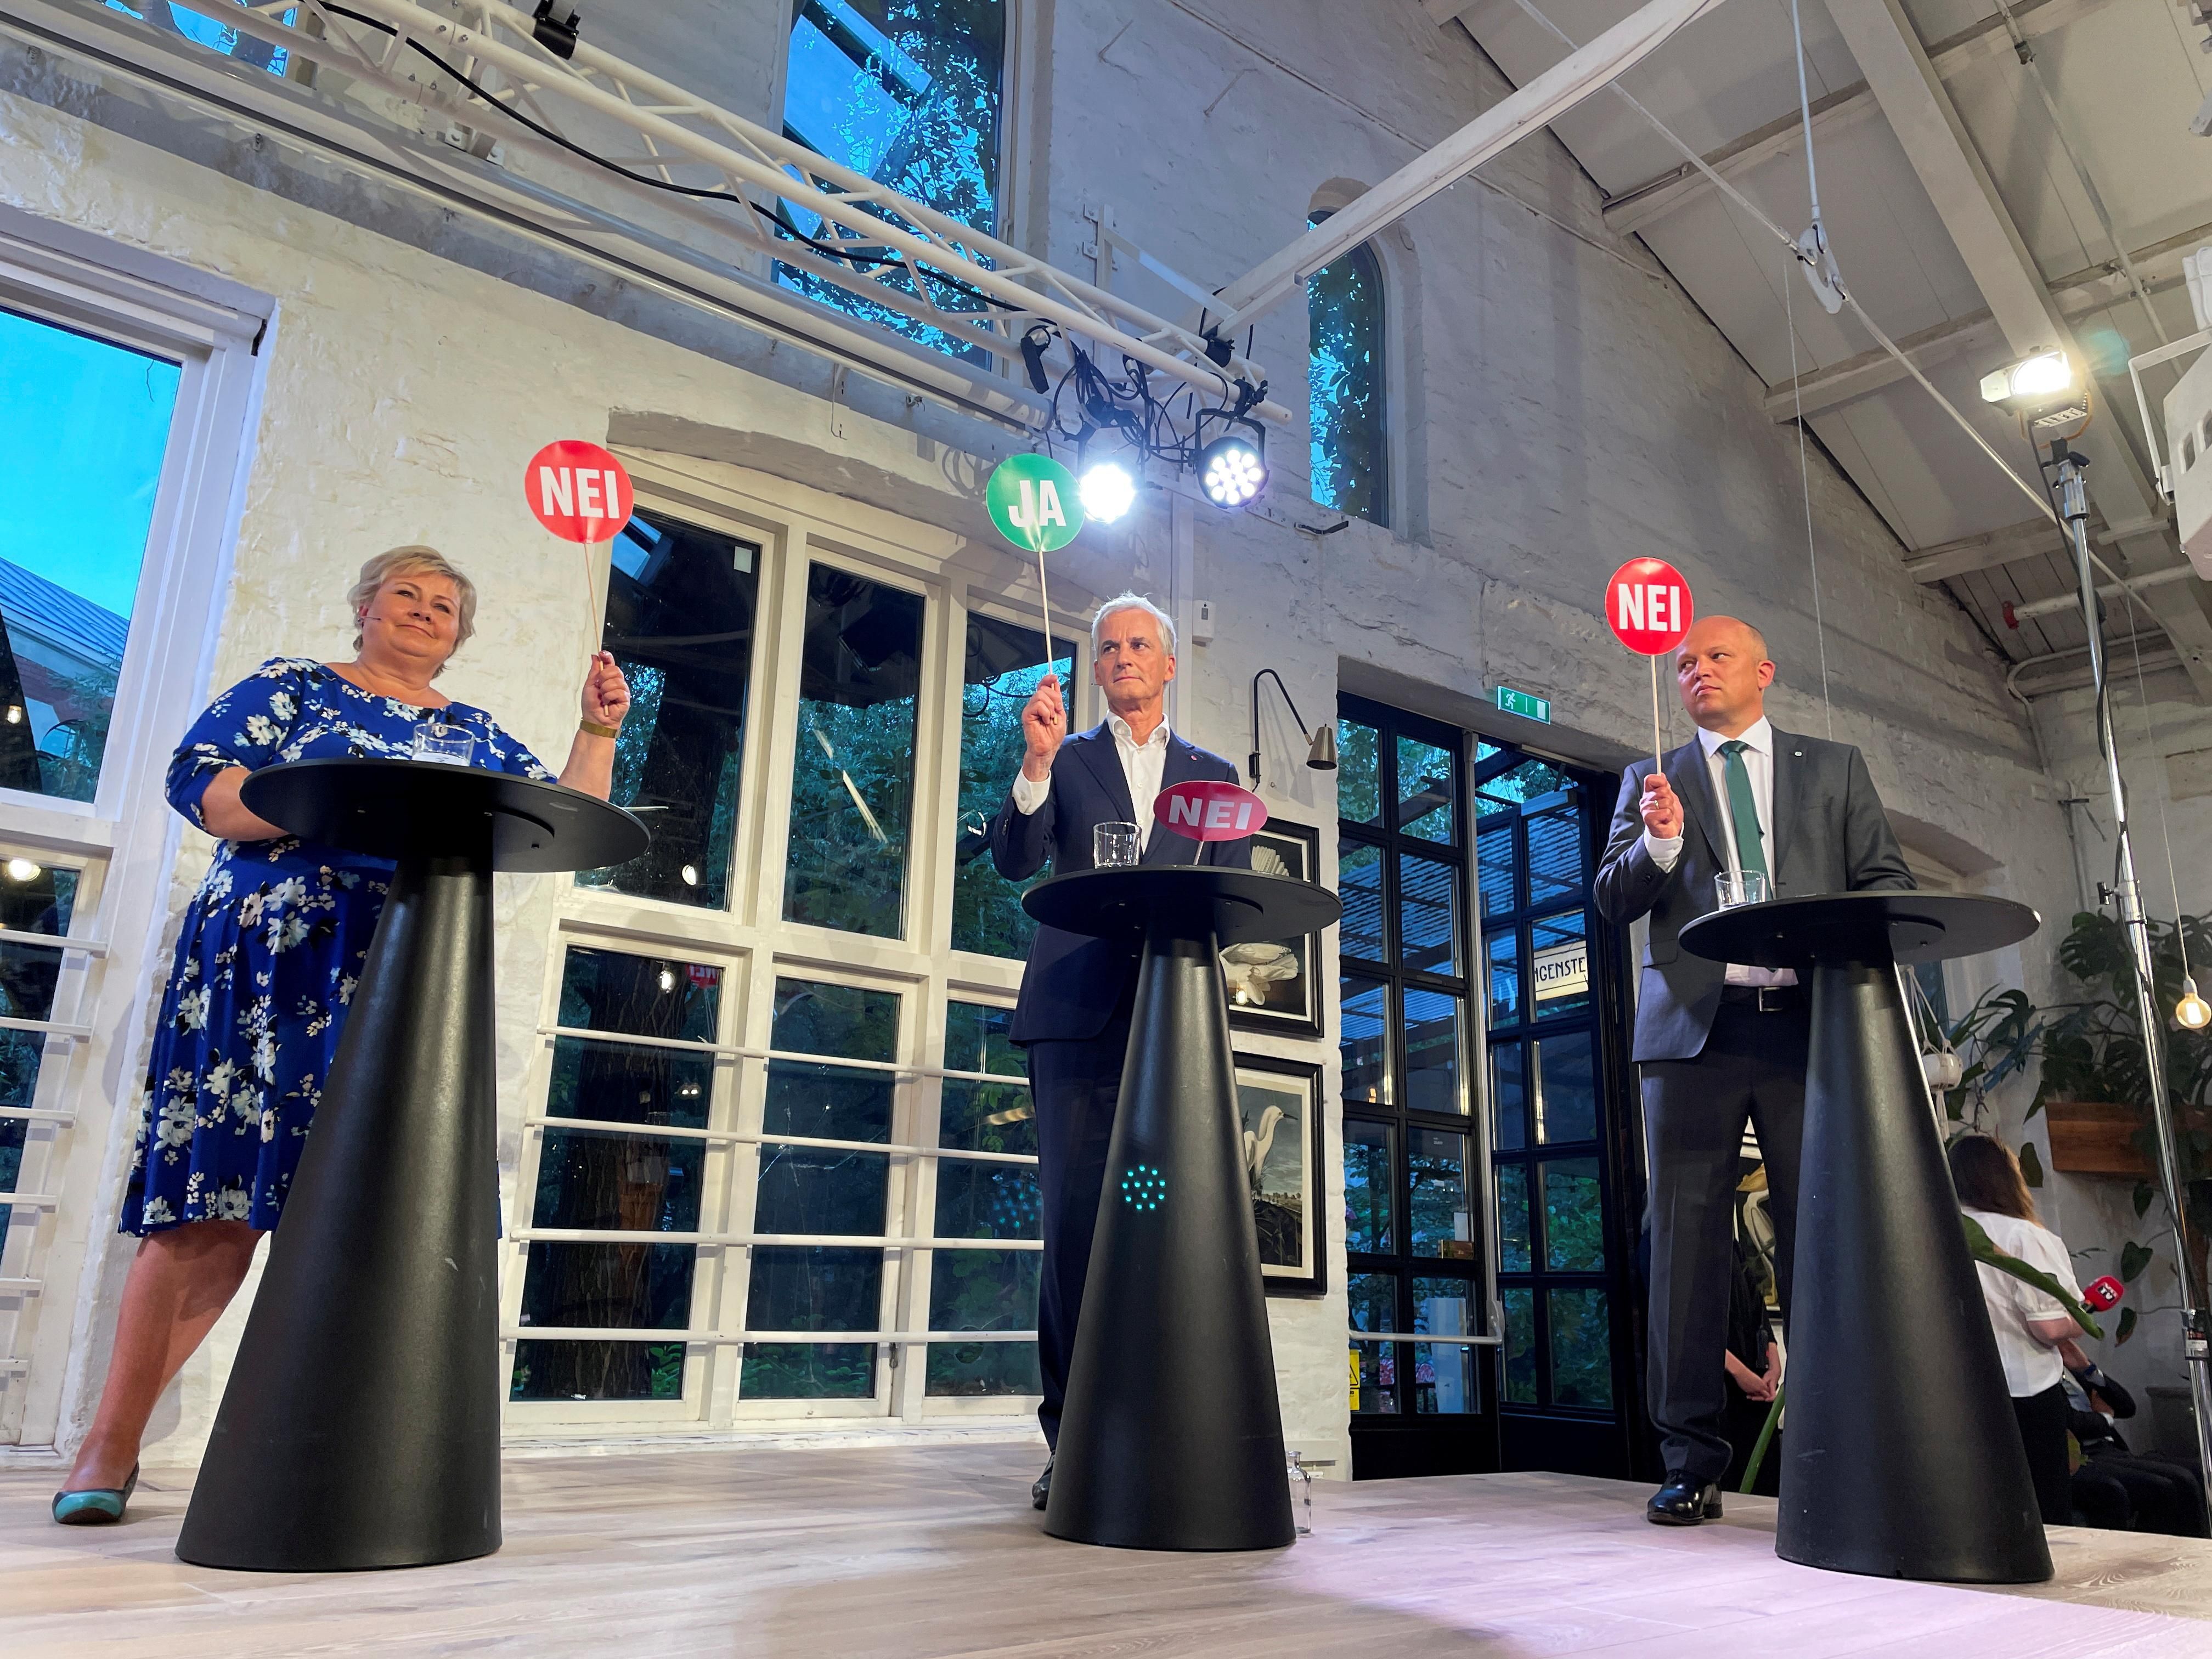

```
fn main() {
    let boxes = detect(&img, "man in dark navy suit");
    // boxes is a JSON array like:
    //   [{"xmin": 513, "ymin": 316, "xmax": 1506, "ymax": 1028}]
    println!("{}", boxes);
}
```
[{"xmin": 988, "ymin": 593, "xmax": 1249, "ymax": 1510}]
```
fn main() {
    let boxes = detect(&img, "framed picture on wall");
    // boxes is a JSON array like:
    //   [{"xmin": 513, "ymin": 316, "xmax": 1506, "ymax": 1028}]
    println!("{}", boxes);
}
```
[
  {"xmin": 1236, "ymin": 1052, "xmax": 1326, "ymax": 1296},
  {"xmin": 1224, "ymin": 819, "xmax": 1324, "ymax": 1037}
]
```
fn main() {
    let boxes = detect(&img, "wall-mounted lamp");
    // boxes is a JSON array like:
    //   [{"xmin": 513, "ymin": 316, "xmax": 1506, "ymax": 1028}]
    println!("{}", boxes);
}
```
[{"xmin": 1249, "ymin": 669, "xmax": 1338, "ymax": 789}]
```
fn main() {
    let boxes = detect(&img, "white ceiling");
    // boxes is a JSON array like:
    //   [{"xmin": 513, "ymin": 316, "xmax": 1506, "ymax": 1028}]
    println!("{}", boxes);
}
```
[{"xmin": 1452, "ymin": 0, "xmax": 2212, "ymax": 690}]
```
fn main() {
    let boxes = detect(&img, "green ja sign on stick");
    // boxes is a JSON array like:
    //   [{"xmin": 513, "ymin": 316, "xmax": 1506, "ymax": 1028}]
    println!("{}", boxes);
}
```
[{"xmin": 986, "ymin": 453, "xmax": 1085, "ymax": 676}]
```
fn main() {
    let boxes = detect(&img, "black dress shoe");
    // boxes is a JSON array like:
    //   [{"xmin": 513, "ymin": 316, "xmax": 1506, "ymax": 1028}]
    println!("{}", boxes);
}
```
[
  {"xmin": 1646, "ymin": 1474, "xmax": 1723, "ymax": 1526},
  {"xmin": 1031, "ymin": 1456, "xmax": 1053, "ymax": 1511}
]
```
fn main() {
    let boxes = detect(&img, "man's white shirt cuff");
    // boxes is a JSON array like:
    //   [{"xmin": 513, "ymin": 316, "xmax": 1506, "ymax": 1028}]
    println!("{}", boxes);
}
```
[
  {"xmin": 1012, "ymin": 769, "xmax": 1051, "ymax": 814},
  {"xmin": 1641, "ymin": 830, "xmax": 1683, "ymax": 871}
]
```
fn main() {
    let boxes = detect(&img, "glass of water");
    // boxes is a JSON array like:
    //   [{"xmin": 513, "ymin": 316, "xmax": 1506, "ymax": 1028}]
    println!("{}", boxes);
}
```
[
  {"xmin": 1093, "ymin": 821, "xmax": 1140, "ymax": 868},
  {"xmin": 411, "ymin": 719, "xmax": 476, "ymax": 767},
  {"xmin": 1714, "ymin": 871, "xmax": 1771, "ymax": 909}
]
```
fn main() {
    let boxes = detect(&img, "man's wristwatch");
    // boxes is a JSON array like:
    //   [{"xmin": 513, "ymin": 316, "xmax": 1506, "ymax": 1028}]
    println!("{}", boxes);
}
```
[{"xmin": 579, "ymin": 719, "xmax": 620, "ymax": 739}]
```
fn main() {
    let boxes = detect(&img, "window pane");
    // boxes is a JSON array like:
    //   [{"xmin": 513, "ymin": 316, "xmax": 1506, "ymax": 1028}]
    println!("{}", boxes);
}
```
[
  {"xmin": 1535, "ymin": 1031, "xmax": 1597, "ymax": 1146},
  {"xmin": 1548, "ymin": 1288, "xmax": 1614, "ymax": 1408},
  {"xmin": 1525, "ymin": 805, "xmax": 1583, "ymax": 908},
  {"xmin": 1476, "ymin": 821, "xmax": 1514, "ymax": 917},
  {"xmin": 933, "ymin": 1161, "xmax": 1040, "ymax": 1239},
  {"xmin": 927, "ymin": 1338, "xmax": 1041, "ymax": 1397},
  {"xmin": 1349, "ymin": 1271, "xmax": 1399, "ymax": 1414},
  {"xmin": 518, "ymin": 1241, "xmax": 692, "ymax": 1337},
  {"xmin": 1414, "ymin": 1341, "xmax": 1477, "ymax": 1415},
  {"xmin": 1541, "ymin": 1157, "xmax": 1605, "ymax": 1272},
  {"xmin": 549, "ymin": 943, "xmax": 721, "ymax": 1129},
  {"xmin": 1485, "ymin": 929, "xmax": 1520, "ymax": 1027},
  {"xmin": 510, "ymin": 1339, "xmax": 684, "ymax": 1403},
  {"xmin": 1476, "ymin": 756, "xmax": 1571, "ymax": 814},
  {"xmin": 1398, "ymin": 854, "xmax": 1458, "ymax": 977},
  {"xmin": 927, "ymin": 1248, "xmax": 1037, "ymax": 1330},
  {"xmin": 1343, "ymin": 1120, "xmax": 1394, "ymax": 1254},
  {"xmin": 741, "ymin": 1244, "xmax": 881, "ymax": 1398},
  {"xmin": 584, "ymin": 511, "xmax": 759, "ymax": 909},
  {"xmin": 0, "ymin": 309, "xmax": 177, "ymax": 803},
  {"xmin": 1531, "ymin": 912, "xmax": 1590, "ymax": 1019},
  {"xmin": 953, "ymin": 618, "xmax": 1075, "ymax": 956},
  {"xmin": 533, "ymin": 1130, "xmax": 704, "ymax": 1233},
  {"xmin": 1497, "ymin": 1164, "xmax": 1531, "ymax": 1272},
  {"xmin": 559, "ymin": 944, "xmax": 722, "ymax": 1041},
  {"xmin": 778, "ymin": 0, "xmax": 1005, "ymax": 362},
  {"xmin": 772, "ymin": 977, "xmax": 898, "ymax": 1064},
  {"xmin": 1351, "ymin": 1341, "xmax": 1399, "ymax": 1414},
  {"xmin": 1396, "ymin": 736, "xmax": 1457, "ymax": 841},
  {"xmin": 1402, "ymin": 988, "xmax": 1463, "ymax": 1115},
  {"xmin": 1412, "ymin": 1275, "xmax": 1476, "ymax": 1338},
  {"xmin": 1338, "ymin": 842, "xmax": 1385, "ymax": 963},
  {"xmin": 1307, "ymin": 223, "xmax": 1388, "ymax": 527},
  {"xmin": 1502, "ymin": 1286, "xmax": 1537, "ymax": 1404},
  {"xmin": 1340, "ymin": 974, "xmax": 1391, "ymax": 1106},
  {"xmin": 1347, "ymin": 1269, "xmax": 1396, "ymax": 1334},
  {"xmin": 0, "ymin": 865, "xmax": 77, "ymax": 1232},
  {"xmin": 1492, "ymin": 1042, "xmax": 1527, "ymax": 1153},
  {"xmin": 1337, "ymin": 718, "xmax": 1383, "ymax": 826},
  {"xmin": 1408, "ymin": 1129, "xmax": 1472, "ymax": 1258},
  {"xmin": 783, "ymin": 565, "xmax": 923, "ymax": 936}
]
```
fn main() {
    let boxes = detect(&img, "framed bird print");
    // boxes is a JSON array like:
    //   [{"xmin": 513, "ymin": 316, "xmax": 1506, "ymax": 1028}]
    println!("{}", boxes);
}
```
[
  {"xmin": 1224, "ymin": 819, "xmax": 1324, "ymax": 1037},
  {"xmin": 1234, "ymin": 1052, "xmax": 1325, "ymax": 1296}
]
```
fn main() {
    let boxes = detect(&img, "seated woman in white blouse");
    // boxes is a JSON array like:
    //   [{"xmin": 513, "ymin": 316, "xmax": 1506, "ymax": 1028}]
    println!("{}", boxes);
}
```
[{"xmin": 1948, "ymin": 1133, "xmax": 2090, "ymax": 1526}]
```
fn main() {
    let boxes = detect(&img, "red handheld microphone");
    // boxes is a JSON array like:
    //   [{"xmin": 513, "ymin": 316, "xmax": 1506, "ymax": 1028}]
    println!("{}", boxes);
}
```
[{"xmin": 2083, "ymin": 1276, "xmax": 2124, "ymax": 1311}]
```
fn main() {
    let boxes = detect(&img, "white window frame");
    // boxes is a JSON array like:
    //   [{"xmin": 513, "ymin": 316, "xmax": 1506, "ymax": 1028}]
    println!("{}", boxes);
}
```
[
  {"xmin": 0, "ymin": 205, "xmax": 270, "ymax": 1446},
  {"xmin": 500, "ymin": 452, "xmax": 1091, "ymax": 1436}
]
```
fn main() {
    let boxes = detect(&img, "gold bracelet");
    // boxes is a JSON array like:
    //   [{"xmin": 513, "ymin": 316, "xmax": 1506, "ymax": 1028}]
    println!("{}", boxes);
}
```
[{"xmin": 579, "ymin": 719, "xmax": 620, "ymax": 740}]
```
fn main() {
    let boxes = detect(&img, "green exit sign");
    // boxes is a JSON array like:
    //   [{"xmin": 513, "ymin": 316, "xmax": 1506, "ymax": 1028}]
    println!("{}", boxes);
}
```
[{"xmin": 1494, "ymin": 686, "xmax": 1551, "ymax": 724}]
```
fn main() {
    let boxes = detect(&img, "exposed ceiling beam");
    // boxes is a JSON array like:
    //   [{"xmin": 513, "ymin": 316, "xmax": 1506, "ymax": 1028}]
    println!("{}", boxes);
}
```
[
  {"xmin": 1761, "ymin": 222, "xmax": 2212, "ymax": 422},
  {"xmin": 1902, "ymin": 514, "xmax": 2172, "ymax": 583},
  {"xmin": 1824, "ymin": 0, "xmax": 2212, "ymax": 700},
  {"xmin": 1599, "ymin": 0, "xmax": 2117, "ymax": 236},
  {"xmin": 1423, "ymin": 0, "xmax": 1480, "ymax": 23},
  {"xmin": 2011, "ymin": 642, "xmax": 2182, "ymax": 700}
]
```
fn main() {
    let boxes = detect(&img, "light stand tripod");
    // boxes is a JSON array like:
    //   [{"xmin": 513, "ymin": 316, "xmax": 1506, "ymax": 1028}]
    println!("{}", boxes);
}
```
[{"xmin": 2047, "ymin": 438, "xmax": 2212, "ymax": 1496}]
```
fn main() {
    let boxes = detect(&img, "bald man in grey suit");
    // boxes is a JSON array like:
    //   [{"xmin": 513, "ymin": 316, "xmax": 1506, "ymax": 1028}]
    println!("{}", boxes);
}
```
[{"xmin": 1595, "ymin": 616, "xmax": 1912, "ymax": 1526}]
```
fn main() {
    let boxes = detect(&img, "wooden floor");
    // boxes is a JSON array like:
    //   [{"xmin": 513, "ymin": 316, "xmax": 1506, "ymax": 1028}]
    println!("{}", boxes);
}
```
[{"xmin": 4, "ymin": 1442, "xmax": 2211, "ymax": 1656}]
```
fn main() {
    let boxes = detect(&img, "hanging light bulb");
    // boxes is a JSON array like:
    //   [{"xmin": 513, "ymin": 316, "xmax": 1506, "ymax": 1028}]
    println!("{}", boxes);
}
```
[{"xmin": 2179, "ymin": 976, "xmax": 2212, "ymax": 1031}]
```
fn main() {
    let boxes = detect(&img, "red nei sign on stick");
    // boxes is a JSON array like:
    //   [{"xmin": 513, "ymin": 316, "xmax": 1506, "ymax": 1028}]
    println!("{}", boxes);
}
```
[
  {"xmin": 1154, "ymin": 778, "xmax": 1268, "ymax": 842},
  {"xmin": 527, "ymin": 439, "xmax": 635, "ymax": 645},
  {"xmin": 1604, "ymin": 556, "xmax": 1695, "ymax": 769}
]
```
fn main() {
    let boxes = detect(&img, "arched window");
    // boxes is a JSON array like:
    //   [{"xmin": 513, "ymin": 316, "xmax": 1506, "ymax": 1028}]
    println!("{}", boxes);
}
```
[{"xmin": 1307, "ymin": 212, "xmax": 1389, "ymax": 527}]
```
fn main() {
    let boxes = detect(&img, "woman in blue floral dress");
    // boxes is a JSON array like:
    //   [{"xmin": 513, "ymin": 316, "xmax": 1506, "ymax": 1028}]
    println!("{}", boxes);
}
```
[{"xmin": 55, "ymin": 546, "xmax": 631, "ymax": 1522}]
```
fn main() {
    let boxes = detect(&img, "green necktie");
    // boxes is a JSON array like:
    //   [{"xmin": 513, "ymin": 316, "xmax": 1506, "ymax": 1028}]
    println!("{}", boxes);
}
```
[{"xmin": 1717, "ymin": 740, "xmax": 1768, "ymax": 879}]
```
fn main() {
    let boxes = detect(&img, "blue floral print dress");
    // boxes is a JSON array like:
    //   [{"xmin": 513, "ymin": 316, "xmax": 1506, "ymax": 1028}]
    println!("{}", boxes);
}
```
[{"xmin": 120, "ymin": 658, "xmax": 552, "ymax": 1235}]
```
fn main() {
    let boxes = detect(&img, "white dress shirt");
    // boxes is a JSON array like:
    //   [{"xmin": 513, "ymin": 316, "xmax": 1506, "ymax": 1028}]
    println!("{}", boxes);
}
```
[
  {"xmin": 1012, "ymin": 711, "xmax": 1171, "ymax": 850},
  {"xmin": 1962, "ymin": 1207, "xmax": 2084, "ymax": 1397},
  {"xmin": 1641, "ymin": 717, "xmax": 1795, "ymax": 988}
]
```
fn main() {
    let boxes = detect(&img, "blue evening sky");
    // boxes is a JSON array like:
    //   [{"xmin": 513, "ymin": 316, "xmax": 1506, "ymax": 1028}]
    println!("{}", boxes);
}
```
[{"xmin": 0, "ymin": 307, "xmax": 182, "ymax": 621}]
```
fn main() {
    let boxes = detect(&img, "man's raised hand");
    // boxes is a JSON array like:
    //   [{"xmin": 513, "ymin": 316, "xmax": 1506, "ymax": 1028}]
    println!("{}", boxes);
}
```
[
  {"xmin": 1021, "ymin": 672, "xmax": 1066, "ymax": 782},
  {"xmin": 1640, "ymin": 772, "xmax": 1684, "ymax": 840}
]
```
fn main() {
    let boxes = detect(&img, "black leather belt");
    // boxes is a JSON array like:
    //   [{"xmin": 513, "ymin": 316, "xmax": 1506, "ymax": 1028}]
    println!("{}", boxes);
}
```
[{"xmin": 1720, "ymin": 984, "xmax": 1803, "ymax": 1012}]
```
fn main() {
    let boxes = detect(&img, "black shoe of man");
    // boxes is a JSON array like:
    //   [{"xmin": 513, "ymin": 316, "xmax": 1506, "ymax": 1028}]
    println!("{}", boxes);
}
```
[
  {"xmin": 1646, "ymin": 1474, "xmax": 1723, "ymax": 1526},
  {"xmin": 1031, "ymin": 1457, "xmax": 1053, "ymax": 1511}
]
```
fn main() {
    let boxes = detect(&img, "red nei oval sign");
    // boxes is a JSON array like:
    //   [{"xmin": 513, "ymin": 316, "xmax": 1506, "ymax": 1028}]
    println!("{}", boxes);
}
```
[{"xmin": 1154, "ymin": 778, "xmax": 1268, "ymax": 842}]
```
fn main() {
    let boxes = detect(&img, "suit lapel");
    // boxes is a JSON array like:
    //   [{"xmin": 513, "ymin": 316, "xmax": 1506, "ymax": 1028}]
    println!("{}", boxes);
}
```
[
  {"xmin": 1767, "ymin": 726, "xmax": 1799, "ymax": 884},
  {"xmin": 1667, "ymin": 736, "xmax": 1726, "ymax": 870},
  {"xmin": 1069, "ymin": 726, "xmax": 1137, "ymax": 826},
  {"xmin": 1142, "ymin": 733, "xmax": 1204, "ymax": 865}
]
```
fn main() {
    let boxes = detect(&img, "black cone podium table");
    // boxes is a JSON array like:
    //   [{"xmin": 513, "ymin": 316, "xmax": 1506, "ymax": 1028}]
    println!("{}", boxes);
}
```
[
  {"xmin": 1680, "ymin": 890, "xmax": 2044, "ymax": 1583},
  {"xmin": 175, "ymin": 759, "xmax": 646, "ymax": 1572},
  {"xmin": 1024, "ymin": 866, "xmax": 1340, "ymax": 1551}
]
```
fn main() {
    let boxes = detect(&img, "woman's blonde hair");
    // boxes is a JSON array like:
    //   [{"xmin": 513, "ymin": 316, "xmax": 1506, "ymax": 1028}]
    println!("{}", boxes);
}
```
[{"xmin": 348, "ymin": 546, "xmax": 478, "ymax": 675}]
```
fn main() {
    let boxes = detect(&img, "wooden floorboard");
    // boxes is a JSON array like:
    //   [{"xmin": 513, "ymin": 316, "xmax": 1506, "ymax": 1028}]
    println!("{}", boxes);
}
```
[{"xmin": 3, "ymin": 1444, "xmax": 2209, "ymax": 1656}]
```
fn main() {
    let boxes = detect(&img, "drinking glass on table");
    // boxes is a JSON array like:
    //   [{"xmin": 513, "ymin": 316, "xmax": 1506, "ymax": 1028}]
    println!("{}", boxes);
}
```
[
  {"xmin": 410, "ymin": 720, "xmax": 476, "ymax": 767},
  {"xmin": 1715, "ymin": 871, "xmax": 1770, "ymax": 909},
  {"xmin": 1093, "ymin": 822, "xmax": 1141, "ymax": 868}
]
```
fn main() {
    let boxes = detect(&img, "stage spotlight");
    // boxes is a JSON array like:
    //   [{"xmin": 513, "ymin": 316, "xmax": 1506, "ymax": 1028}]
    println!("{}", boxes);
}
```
[
  {"xmin": 1197, "ymin": 431, "xmax": 1267, "ymax": 508},
  {"xmin": 1079, "ymin": 461, "xmax": 1137, "ymax": 524},
  {"xmin": 4, "ymin": 857, "xmax": 39, "ymax": 882},
  {"xmin": 1979, "ymin": 350, "xmax": 2088, "ymax": 429},
  {"xmin": 2179, "ymin": 976, "xmax": 2211, "ymax": 1031}
]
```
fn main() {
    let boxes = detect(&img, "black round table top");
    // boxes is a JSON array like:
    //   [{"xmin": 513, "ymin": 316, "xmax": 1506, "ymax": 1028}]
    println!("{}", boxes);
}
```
[
  {"xmin": 240, "ymin": 759, "xmax": 649, "ymax": 874},
  {"xmin": 1680, "ymin": 890, "xmax": 2040, "ymax": 970},
  {"xmin": 1024, "ymin": 866, "xmax": 1342, "ymax": 948}
]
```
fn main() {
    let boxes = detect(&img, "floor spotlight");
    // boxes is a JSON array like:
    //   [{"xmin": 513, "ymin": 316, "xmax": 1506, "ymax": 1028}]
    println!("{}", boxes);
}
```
[
  {"xmin": 1979, "ymin": 349, "xmax": 2087, "ymax": 430},
  {"xmin": 1079, "ymin": 461, "xmax": 1137, "ymax": 524},
  {"xmin": 1197, "ymin": 430, "xmax": 1267, "ymax": 508}
]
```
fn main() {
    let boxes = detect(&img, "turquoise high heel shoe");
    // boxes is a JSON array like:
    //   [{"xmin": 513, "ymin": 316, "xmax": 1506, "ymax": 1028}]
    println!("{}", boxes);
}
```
[{"xmin": 52, "ymin": 1464, "xmax": 138, "ymax": 1526}]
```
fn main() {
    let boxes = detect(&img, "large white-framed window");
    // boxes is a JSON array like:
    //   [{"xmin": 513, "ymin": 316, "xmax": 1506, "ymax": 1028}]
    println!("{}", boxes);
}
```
[
  {"xmin": 0, "ymin": 205, "xmax": 268, "ymax": 1446},
  {"xmin": 503, "ymin": 453, "xmax": 1086, "ymax": 1430}
]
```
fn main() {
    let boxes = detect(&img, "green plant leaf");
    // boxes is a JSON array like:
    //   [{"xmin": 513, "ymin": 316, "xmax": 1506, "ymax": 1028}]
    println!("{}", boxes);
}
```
[
  {"xmin": 2018, "ymin": 1141, "xmax": 2044, "ymax": 1187},
  {"xmin": 1961, "ymin": 1214, "xmax": 2103, "ymax": 1339},
  {"xmin": 2117, "ymin": 1306, "xmax": 2138, "ymax": 1345},
  {"xmin": 2120, "ymin": 1239, "xmax": 2154, "ymax": 1283},
  {"xmin": 2133, "ymin": 1181, "xmax": 2154, "ymax": 1219}
]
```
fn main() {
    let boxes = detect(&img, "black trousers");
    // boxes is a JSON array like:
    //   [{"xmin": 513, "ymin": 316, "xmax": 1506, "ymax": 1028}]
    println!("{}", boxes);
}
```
[
  {"xmin": 2013, "ymin": 1383, "xmax": 2073, "ymax": 1526},
  {"xmin": 1640, "ymin": 997, "xmax": 1810, "ymax": 1484},
  {"xmin": 1024, "ymin": 1005, "xmax": 1133, "ymax": 1453}
]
